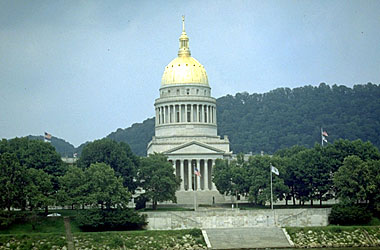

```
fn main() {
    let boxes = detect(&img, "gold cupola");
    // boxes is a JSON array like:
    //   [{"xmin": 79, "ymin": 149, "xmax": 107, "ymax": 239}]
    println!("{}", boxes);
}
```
[{"xmin": 161, "ymin": 16, "xmax": 209, "ymax": 86}]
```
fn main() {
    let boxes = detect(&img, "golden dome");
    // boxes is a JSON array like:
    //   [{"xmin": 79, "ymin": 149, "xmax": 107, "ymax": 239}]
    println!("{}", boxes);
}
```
[{"xmin": 161, "ymin": 16, "xmax": 209, "ymax": 86}]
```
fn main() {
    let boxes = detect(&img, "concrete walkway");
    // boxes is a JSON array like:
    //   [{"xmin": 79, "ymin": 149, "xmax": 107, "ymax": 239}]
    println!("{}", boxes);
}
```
[
  {"xmin": 63, "ymin": 217, "xmax": 75, "ymax": 250},
  {"xmin": 204, "ymin": 227, "xmax": 292, "ymax": 249}
]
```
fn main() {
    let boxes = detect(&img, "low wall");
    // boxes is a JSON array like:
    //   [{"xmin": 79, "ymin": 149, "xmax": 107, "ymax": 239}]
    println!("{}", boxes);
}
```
[{"xmin": 143, "ymin": 208, "xmax": 331, "ymax": 230}]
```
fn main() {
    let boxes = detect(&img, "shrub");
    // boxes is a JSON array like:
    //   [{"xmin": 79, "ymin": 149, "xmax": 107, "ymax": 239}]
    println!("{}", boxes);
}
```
[
  {"xmin": 76, "ymin": 208, "xmax": 147, "ymax": 231},
  {"xmin": 134, "ymin": 196, "xmax": 148, "ymax": 210},
  {"xmin": 0, "ymin": 211, "xmax": 16, "ymax": 229},
  {"xmin": 188, "ymin": 228, "xmax": 202, "ymax": 237},
  {"xmin": 329, "ymin": 204, "xmax": 372, "ymax": 225}
]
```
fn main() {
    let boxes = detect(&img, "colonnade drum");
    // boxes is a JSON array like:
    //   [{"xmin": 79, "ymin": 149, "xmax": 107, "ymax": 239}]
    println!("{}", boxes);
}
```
[
  {"xmin": 170, "ymin": 159, "xmax": 216, "ymax": 191},
  {"xmin": 156, "ymin": 103, "xmax": 216, "ymax": 125}
]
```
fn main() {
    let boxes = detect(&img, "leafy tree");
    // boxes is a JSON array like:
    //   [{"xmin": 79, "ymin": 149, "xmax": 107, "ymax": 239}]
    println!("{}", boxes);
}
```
[
  {"xmin": 334, "ymin": 156, "xmax": 379, "ymax": 206},
  {"xmin": 213, "ymin": 159, "xmax": 234, "ymax": 196},
  {"xmin": 291, "ymin": 145, "xmax": 333, "ymax": 205},
  {"xmin": 1, "ymin": 137, "xmax": 65, "ymax": 193},
  {"xmin": 57, "ymin": 166, "xmax": 87, "ymax": 209},
  {"xmin": 138, "ymin": 153, "xmax": 180, "ymax": 210},
  {"xmin": 7, "ymin": 137, "xmax": 64, "ymax": 176},
  {"xmin": 0, "ymin": 153, "xmax": 26, "ymax": 211},
  {"xmin": 213, "ymin": 155, "xmax": 288, "ymax": 206},
  {"xmin": 85, "ymin": 163, "xmax": 130, "ymax": 209},
  {"xmin": 78, "ymin": 138, "xmax": 139, "ymax": 192},
  {"xmin": 324, "ymin": 139, "xmax": 380, "ymax": 172},
  {"xmin": 366, "ymin": 160, "xmax": 380, "ymax": 209},
  {"xmin": 244, "ymin": 155, "xmax": 288, "ymax": 206},
  {"xmin": 25, "ymin": 168, "xmax": 55, "ymax": 214}
]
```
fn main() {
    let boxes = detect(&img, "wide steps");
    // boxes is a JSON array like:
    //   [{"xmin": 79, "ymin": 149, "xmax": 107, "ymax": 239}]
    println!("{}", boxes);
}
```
[{"xmin": 205, "ymin": 227, "xmax": 292, "ymax": 249}]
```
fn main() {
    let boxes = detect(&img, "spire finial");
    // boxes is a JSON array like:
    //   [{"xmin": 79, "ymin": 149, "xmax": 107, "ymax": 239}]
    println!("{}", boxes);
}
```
[
  {"xmin": 178, "ymin": 15, "xmax": 190, "ymax": 57},
  {"xmin": 182, "ymin": 15, "xmax": 185, "ymax": 32}
]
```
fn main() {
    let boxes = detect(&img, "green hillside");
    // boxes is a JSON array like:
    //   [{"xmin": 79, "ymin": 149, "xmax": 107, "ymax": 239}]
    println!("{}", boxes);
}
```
[
  {"xmin": 105, "ymin": 83, "xmax": 380, "ymax": 156},
  {"xmin": 106, "ymin": 118, "xmax": 155, "ymax": 156},
  {"xmin": 217, "ymin": 83, "xmax": 380, "ymax": 154}
]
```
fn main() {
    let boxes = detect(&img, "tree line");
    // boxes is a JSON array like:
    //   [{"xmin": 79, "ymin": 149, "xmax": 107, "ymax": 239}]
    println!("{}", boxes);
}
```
[
  {"xmin": 0, "ymin": 137, "xmax": 180, "ymax": 230},
  {"xmin": 213, "ymin": 139, "xmax": 380, "ymax": 211}
]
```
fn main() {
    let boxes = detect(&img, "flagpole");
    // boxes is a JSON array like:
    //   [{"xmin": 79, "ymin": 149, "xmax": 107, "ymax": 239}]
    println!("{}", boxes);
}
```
[
  {"xmin": 193, "ymin": 163, "xmax": 196, "ymax": 211},
  {"xmin": 321, "ymin": 127, "xmax": 323, "ymax": 146},
  {"xmin": 270, "ymin": 164, "xmax": 273, "ymax": 210}
]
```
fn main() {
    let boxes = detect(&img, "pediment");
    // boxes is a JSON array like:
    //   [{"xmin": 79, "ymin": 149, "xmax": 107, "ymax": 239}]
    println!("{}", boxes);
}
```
[{"xmin": 164, "ymin": 141, "xmax": 225, "ymax": 155}]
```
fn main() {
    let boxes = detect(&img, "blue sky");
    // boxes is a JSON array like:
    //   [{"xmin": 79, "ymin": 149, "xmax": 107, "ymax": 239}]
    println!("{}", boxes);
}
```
[{"xmin": 1, "ymin": 0, "xmax": 379, "ymax": 146}]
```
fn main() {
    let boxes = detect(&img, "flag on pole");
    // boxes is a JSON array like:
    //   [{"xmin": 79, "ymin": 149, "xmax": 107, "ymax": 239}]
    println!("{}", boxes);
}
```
[
  {"xmin": 271, "ymin": 166, "xmax": 279, "ymax": 175},
  {"xmin": 73, "ymin": 153, "xmax": 78, "ymax": 158},
  {"xmin": 44, "ymin": 132, "xmax": 52, "ymax": 141},
  {"xmin": 194, "ymin": 168, "xmax": 201, "ymax": 177},
  {"xmin": 321, "ymin": 128, "xmax": 329, "ymax": 146}
]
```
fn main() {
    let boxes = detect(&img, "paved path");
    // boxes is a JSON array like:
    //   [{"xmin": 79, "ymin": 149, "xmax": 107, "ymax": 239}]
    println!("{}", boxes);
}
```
[
  {"xmin": 63, "ymin": 217, "xmax": 75, "ymax": 250},
  {"xmin": 204, "ymin": 227, "xmax": 291, "ymax": 249}
]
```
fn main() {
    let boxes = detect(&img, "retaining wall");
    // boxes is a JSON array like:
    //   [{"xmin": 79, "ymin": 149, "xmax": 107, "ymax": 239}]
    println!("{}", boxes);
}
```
[{"xmin": 143, "ymin": 208, "xmax": 331, "ymax": 230}]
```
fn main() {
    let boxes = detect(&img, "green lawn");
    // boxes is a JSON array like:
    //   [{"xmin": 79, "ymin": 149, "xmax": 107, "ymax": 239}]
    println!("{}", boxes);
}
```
[
  {"xmin": 0, "ymin": 229, "xmax": 206, "ymax": 250},
  {"xmin": 0, "ymin": 217, "xmax": 65, "ymax": 234}
]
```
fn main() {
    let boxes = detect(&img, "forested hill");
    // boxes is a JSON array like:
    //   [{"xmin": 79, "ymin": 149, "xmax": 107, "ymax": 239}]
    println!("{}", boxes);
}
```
[
  {"xmin": 217, "ymin": 83, "xmax": 380, "ymax": 154},
  {"xmin": 106, "ymin": 118, "xmax": 155, "ymax": 156},
  {"xmin": 105, "ymin": 83, "xmax": 380, "ymax": 156}
]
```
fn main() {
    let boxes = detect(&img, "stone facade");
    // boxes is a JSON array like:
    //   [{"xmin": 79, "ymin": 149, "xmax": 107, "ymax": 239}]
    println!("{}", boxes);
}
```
[{"xmin": 147, "ymin": 17, "xmax": 231, "ymax": 204}]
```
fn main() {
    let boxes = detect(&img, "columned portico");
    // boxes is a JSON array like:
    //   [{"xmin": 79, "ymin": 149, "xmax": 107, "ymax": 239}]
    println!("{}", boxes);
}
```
[{"xmin": 171, "ymin": 156, "xmax": 217, "ymax": 192}]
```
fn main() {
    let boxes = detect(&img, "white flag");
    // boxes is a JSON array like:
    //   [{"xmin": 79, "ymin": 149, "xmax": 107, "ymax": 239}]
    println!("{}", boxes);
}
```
[
  {"xmin": 271, "ymin": 166, "xmax": 279, "ymax": 175},
  {"xmin": 322, "ymin": 136, "xmax": 328, "ymax": 143}
]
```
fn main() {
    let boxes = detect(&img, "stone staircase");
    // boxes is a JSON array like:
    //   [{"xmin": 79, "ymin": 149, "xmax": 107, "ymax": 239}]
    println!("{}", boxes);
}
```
[{"xmin": 204, "ymin": 227, "xmax": 292, "ymax": 249}]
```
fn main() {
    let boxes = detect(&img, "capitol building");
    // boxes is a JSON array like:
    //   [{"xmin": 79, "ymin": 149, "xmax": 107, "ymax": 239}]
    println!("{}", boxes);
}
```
[{"xmin": 147, "ymin": 17, "xmax": 232, "ymax": 204}]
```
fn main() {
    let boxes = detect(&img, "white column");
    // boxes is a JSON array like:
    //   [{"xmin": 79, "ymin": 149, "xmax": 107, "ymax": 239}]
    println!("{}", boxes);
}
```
[
  {"xmin": 169, "ymin": 105, "xmax": 172, "ymax": 123},
  {"xmin": 161, "ymin": 106, "xmax": 165, "ymax": 124},
  {"xmin": 204, "ymin": 160, "xmax": 209, "ymax": 191},
  {"xmin": 211, "ymin": 160, "xmax": 216, "ymax": 190},
  {"xmin": 194, "ymin": 105, "xmax": 197, "ymax": 122},
  {"xmin": 214, "ymin": 107, "xmax": 216, "ymax": 124},
  {"xmin": 190, "ymin": 104, "xmax": 193, "ymax": 122},
  {"xmin": 179, "ymin": 104, "xmax": 183, "ymax": 122},
  {"xmin": 196, "ymin": 159, "xmax": 200, "ymax": 190},
  {"xmin": 198, "ymin": 105, "xmax": 202, "ymax": 122},
  {"xmin": 214, "ymin": 106, "xmax": 217, "ymax": 124},
  {"xmin": 155, "ymin": 108, "xmax": 159, "ymax": 125},
  {"xmin": 185, "ymin": 104, "xmax": 188, "ymax": 122},
  {"xmin": 202, "ymin": 105, "xmax": 207, "ymax": 122},
  {"xmin": 159, "ymin": 107, "xmax": 162, "ymax": 124},
  {"xmin": 180, "ymin": 160, "xmax": 185, "ymax": 190},
  {"xmin": 207, "ymin": 106, "xmax": 209, "ymax": 123},
  {"xmin": 188, "ymin": 160, "xmax": 193, "ymax": 191}
]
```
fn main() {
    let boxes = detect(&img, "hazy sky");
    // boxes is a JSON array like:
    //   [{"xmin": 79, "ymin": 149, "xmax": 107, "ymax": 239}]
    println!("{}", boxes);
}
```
[{"xmin": 1, "ymin": 1, "xmax": 379, "ymax": 146}]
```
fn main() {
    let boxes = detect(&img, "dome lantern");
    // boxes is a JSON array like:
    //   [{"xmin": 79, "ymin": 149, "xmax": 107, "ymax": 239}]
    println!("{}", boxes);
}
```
[{"xmin": 178, "ymin": 15, "xmax": 191, "ymax": 57}]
